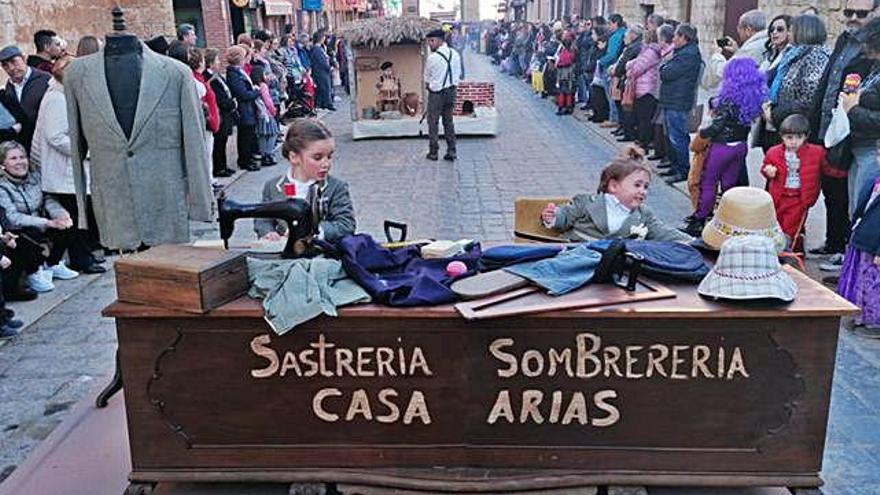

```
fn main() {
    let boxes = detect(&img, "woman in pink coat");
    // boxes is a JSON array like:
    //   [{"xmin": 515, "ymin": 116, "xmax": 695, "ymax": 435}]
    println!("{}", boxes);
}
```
[{"xmin": 626, "ymin": 27, "xmax": 662, "ymax": 150}]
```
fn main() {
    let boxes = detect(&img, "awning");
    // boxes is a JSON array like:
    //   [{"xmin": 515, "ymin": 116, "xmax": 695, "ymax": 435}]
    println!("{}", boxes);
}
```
[{"xmin": 264, "ymin": 0, "xmax": 293, "ymax": 16}]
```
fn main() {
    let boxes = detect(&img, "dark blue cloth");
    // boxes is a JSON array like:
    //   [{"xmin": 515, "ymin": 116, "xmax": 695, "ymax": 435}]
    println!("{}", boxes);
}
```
[
  {"xmin": 480, "ymin": 244, "xmax": 565, "ymax": 271},
  {"xmin": 339, "ymin": 234, "xmax": 482, "ymax": 306},
  {"xmin": 588, "ymin": 239, "xmax": 710, "ymax": 282},
  {"xmin": 226, "ymin": 66, "xmax": 259, "ymax": 126},
  {"xmin": 505, "ymin": 244, "xmax": 602, "ymax": 296},
  {"xmin": 851, "ymin": 171, "xmax": 880, "ymax": 256},
  {"xmin": 659, "ymin": 42, "xmax": 702, "ymax": 112}
]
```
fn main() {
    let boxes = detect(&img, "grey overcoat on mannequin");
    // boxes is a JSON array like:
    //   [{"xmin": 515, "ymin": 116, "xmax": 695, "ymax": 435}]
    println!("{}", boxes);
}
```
[{"xmin": 64, "ymin": 43, "xmax": 213, "ymax": 250}]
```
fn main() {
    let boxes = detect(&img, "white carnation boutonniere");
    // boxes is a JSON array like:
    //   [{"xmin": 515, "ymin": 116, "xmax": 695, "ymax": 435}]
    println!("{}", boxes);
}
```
[{"xmin": 630, "ymin": 223, "xmax": 649, "ymax": 240}]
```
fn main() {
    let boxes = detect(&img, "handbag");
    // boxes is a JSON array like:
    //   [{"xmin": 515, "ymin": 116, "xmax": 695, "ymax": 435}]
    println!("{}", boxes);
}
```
[
  {"xmin": 610, "ymin": 76, "xmax": 622, "ymax": 101},
  {"xmin": 621, "ymin": 79, "xmax": 636, "ymax": 109},
  {"xmin": 826, "ymin": 137, "xmax": 854, "ymax": 171}
]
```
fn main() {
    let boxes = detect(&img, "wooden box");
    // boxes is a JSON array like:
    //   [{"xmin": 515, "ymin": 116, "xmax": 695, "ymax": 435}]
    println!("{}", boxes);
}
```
[{"xmin": 114, "ymin": 245, "xmax": 249, "ymax": 314}]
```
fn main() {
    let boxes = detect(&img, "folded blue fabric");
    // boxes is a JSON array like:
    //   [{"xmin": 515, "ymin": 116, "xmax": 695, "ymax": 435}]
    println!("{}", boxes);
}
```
[
  {"xmin": 480, "ymin": 244, "xmax": 565, "ymax": 270},
  {"xmin": 339, "ymin": 234, "xmax": 482, "ymax": 306},
  {"xmin": 504, "ymin": 244, "xmax": 602, "ymax": 295},
  {"xmin": 587, "ymin": 239, "xmax": 709, "ymax": 282}
]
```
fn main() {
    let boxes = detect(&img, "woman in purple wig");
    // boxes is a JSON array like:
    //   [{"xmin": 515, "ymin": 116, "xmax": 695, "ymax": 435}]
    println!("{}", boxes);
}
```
[{"xmin": 680, "ymin": 58, "xmax": 767, "ymax": 236}]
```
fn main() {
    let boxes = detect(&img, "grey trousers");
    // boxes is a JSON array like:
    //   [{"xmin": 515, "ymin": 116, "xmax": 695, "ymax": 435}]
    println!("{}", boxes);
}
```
[{"xmin": 427, "ymin": 87, "xmax": 457, "ymax": 154}]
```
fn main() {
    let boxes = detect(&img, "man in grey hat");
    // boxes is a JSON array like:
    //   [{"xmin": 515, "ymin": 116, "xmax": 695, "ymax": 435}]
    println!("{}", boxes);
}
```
[
  {"xmin": 0, "ymin": 45, "xmax": 50, "ymax": 150},
  {"xmin": 424, "ymin": 28, "xmax": 462, "ymax": 161}
]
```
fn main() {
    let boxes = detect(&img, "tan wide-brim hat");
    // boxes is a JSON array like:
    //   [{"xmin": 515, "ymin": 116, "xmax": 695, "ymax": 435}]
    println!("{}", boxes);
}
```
[{"xmin": 702, "ymin": 187, "xmax": 787, "ymax": 252}]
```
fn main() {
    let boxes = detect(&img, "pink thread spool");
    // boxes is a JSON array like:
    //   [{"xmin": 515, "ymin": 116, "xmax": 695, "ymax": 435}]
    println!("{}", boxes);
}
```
[{"xmin": 446, "ymin": 260, "xmax": 468, "ymax": 277}]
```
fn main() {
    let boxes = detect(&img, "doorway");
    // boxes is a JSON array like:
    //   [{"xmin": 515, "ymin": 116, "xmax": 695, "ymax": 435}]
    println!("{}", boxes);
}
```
[{"xmin": 723, "ymin": 0, "xmax": 758, "ymax": 40}]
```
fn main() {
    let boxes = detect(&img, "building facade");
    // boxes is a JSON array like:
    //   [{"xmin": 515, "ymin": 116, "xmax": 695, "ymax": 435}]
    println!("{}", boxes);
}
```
[{"xmin": 0, "ymin": 0, "xmax": 175, "ymax": 55}]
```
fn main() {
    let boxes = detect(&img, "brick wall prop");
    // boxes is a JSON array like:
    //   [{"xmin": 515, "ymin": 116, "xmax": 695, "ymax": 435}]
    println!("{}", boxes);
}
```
[{"xmin": 454, "ymin": 81, "xmax": 495, "ymax": 116}]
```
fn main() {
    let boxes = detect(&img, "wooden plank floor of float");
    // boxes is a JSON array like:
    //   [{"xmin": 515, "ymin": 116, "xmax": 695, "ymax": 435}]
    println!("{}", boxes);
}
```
[{"xmin": 101, "ymin": 265, "xmax": 858, "ymax": 494}]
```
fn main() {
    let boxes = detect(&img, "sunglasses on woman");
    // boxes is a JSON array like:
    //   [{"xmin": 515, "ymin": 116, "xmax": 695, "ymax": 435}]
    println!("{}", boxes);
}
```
[
  {"xmin": 844, "ymin": 9, "xmax": 871, "ymax": 19},
  {"xmin": 771, "ymin": 25, "xmax": 787, "ymax": 33}
]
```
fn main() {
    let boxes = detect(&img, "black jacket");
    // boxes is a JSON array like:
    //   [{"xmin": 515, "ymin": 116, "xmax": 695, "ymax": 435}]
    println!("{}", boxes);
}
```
[
  {"xmin": 659, "ymin": 42, "xmax": 702, "ymax": 112},
  {"xmin": 226, "ymin": 66, "xmax": 259, "ymax": 127},
  {"xmin": 203, "ymin": 69, "xmax": 237, "ymax": 136},
  {"xmin": 576, "ymin": 32, "xmax": 593, "ymax": 74},
  {"xmin": 0, "ymin": 68, "xmax": 50, "ymax": 150},
  {"xmin": 848, "ymin": 71, "xmax": 880, "ymax": 142},
  {"xmin": 699, "ymin": 102, "xmax": 752, "ymax": 143},
  {"xmin": 614, "ymin": 40, "xmax": 643, "ymax": 89},
  {"xmin": 814, "ymin": 30, "xmax": 870, "ymax": 141}
]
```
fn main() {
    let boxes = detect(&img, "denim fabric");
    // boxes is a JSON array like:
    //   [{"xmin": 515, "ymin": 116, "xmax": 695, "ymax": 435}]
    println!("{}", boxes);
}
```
[
  {"xmin": 480, "ymin": 245, "xmax": 565, "ymax": 271},
  {"xmin": 577, "ymin": 73, "xmax": 590, "ymax": 104},
  {"xmin": 505, "ymin": 244, "xmax": 602, "ymax": 295},
  {"xmin": 665, "ymin": 109, "xmax": 690, "ymax": 177},
  {"xmin": 603, "ymin": 75, "xmax": 618, "ymax": 122},
  {"xmin": 588, "ymin": 239, "xmax": 710, "ymax": 282},
  {"xmin": 339, "ymin": 234, "xmax": 481, "ymax": 306},
  {"xmin": 850, "ymin": 143, "xmax": 879, "ymax": 217}
]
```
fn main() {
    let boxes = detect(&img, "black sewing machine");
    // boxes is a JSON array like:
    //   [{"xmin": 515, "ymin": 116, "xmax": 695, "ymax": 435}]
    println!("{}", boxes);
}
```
[{"xmin": 217, "ymin": 192, "xmax": 320, "ymax": 258}]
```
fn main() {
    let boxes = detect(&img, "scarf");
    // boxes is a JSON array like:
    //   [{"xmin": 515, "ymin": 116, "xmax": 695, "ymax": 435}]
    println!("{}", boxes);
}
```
[{"xmin": 768, "ymin": 45, "xmax": 809, "ymax": 104}]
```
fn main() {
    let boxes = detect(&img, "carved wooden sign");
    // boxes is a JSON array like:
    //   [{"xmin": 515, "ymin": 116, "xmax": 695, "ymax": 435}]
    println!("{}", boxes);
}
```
[{"xmin": 145, "ymin": 319, "xmax": 805, "ymax": 462}]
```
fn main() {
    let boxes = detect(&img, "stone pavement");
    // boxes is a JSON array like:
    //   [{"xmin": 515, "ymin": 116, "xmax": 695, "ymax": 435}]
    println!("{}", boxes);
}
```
[{"xmin": 0, "ymin": 51, "xmax": 877, "ymax": 494}]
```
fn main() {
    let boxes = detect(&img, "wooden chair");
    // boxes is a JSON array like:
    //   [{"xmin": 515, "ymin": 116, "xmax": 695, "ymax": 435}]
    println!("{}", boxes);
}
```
[{"xmin": 513, "ymin": 197, "xmax": 573, "ymax": 243}]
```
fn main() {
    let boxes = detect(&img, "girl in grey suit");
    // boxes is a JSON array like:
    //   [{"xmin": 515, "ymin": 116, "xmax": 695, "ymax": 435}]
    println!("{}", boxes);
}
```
[
  {"xmin": 541, "ymin": 148, "xmax": 691, "ymax": 243},
  {"xmin": 255, "ymin": 119, "xmax": 355, "ymax": 243}
]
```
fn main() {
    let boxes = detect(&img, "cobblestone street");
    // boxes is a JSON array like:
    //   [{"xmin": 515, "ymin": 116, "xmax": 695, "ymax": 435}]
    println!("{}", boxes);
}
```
[{"xmin": 0, "ymin": 52, "xmax": 878, "ymax": 494}]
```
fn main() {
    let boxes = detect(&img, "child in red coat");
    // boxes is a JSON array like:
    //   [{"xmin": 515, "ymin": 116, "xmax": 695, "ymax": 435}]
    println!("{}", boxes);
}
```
[{"xmin": 761, "ymin": 114, "xmax": 824, "ymax": 253}]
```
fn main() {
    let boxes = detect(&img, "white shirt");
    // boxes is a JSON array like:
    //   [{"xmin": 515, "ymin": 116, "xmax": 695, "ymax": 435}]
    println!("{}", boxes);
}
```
[
  {"xmin": 13, "ymin": 67, "xmax": 32, "ymax": 102},
  {"xmin": 605, "ymin": 194, "xmax": 633, "ymax": 234},
  {"xmin": 784, "ymin": 150, "xmax": 801, "ymax": 189},
  {"xmin": 424, "ymin": 44, "xmax": 462, "ymax": 92}
]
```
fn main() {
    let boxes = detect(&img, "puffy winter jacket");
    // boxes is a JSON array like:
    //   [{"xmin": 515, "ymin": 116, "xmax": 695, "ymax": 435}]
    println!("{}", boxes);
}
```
[
  {"xmin": 659, "ymin": 42, "xmax": 702, "ymax": 111},
  {"xmin": 626, "ymin": 43, "xmax": 661, "ymax": 98},
  {"xmin": 0, "ymin": 171, "xmax": 68, "ymax": 231}
]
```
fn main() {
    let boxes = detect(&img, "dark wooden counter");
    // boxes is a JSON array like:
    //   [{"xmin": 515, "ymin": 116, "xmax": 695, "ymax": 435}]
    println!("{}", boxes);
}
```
[{"xmin": 105, "ymin": 266, "xmax": 858, "ymax": 493}]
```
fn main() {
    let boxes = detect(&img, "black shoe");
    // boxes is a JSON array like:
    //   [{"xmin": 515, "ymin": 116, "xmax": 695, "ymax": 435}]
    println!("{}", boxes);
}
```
[
  {"xmin": 580, "ymin": 105, "xmax": 590, "ymax": 111},
  {"xmin": 617, "ymin": 136, "xmax": 635, "ymax": 142},
  {"xmin": 556, "ymin": 108, "xmax": 565, "ymax": 115},
  {"xmin": 443, "ymin": 153, "xmax": 456, "ymax": 161},
  {"xmin": 611, "ymin": 128, "xmax": 624, "ymax": 136},
  {"xmin": 679, "ymin": 216, "xmax": 705, "ymax": 237},
  {"xmin": 326, "ymin": 106, "xmax": 337, "ymax": 111},
  {"xmin": 242, "ymin": 163, "xmax": 260, "ymax": 171},
  {"xmin": 809, "ymin": 245, "xmax": 843, "ymax": 255},
  {"xmin": 647, "ymin": 155, "xmax": 666, "ymax": 162},
  {"xmin": 659, "ymin": 169, "xmax": 680, "ymax": 177},
  {"xmin": 0, "ymin": 323, "xmax": 18, "ymax": 340},
  {"xmin": 663, "ymin": 174, "xmax": 686, "ymax": 184},
  {"xmin": 4, "ymin": 308, "xmax": 14, "ymax": 319},
  {"xmin": 426, "ymin": 152, "xmax": 439, "ymax": 161},
  {"xmin": 75, "ymin": 264, "xmax": 107, "ymax": 275},
  {"xmin": 3, "ymin": 318, "xmax": 23, "ymax": 330},
  {"xmin": 214, "ymin": 168, "xmax": 234, "ymax": 178},
  {"xmin": 655, "ymin": 161, "xmax": 672, "ymax": 170},
  {"xmin": 6, "ymin": 288, "xmax": 37, "ymax": 302}
]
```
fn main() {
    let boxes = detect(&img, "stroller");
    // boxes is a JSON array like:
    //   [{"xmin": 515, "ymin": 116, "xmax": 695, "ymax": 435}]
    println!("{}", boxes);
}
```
[{"xmin": 282, "ymin": 74, "xmax": 317, "ymax": 122}]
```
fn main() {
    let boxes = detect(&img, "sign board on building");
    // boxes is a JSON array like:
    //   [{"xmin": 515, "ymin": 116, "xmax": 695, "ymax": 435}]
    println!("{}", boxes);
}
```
[
  {"xmin": 303, "ymin": 0, "xmax": 323, "ymax": 11},
  {"xmin": 264, "ymin": 0, "xmax": 293, "ymax": 16}
]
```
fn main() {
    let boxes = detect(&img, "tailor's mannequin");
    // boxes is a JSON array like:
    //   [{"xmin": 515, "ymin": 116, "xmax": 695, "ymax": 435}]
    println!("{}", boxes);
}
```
[{"xmin": 103, "ymin": 8, "xmax": 142, "ymax": 139}]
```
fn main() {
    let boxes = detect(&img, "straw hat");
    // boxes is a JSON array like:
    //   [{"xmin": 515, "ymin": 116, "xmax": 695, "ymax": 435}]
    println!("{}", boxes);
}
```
[
  {"xmin": 698, "ymin": 235, "xmax": 797, "ymax": 302},
  {"xmin": 701, "ymin": 187, "xmax": 786, "ymax": 252}
]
